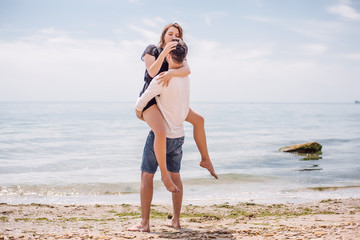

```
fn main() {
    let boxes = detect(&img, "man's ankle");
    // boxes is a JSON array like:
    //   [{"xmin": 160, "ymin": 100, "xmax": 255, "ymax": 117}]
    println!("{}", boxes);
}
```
[{"xmin": 141, "ymin": 219, "xmax": 149, "ymax": 226}]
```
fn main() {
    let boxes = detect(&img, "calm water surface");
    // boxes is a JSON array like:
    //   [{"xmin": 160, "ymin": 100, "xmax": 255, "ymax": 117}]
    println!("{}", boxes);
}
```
[{"xmin": 1, "ymin": 102, "xmax": 359, "ymax": 204}]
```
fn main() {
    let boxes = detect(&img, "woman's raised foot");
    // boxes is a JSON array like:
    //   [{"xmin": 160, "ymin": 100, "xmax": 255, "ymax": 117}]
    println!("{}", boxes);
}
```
[{"xmin": 200, "ymin": 158, "xmax": 218, "ymax": 179}]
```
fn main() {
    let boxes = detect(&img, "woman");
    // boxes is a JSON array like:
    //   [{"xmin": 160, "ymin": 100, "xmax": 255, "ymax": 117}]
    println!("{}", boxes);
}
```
[{"xmin": 139, "ymin": 23, "xmax": 217, "ymax": 193}]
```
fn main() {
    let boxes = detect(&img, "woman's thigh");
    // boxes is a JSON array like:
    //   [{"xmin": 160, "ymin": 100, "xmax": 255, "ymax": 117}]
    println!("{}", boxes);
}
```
[
  {"xmin": 143, "ymin": 105, "xmax": 166, "ymax": 134},
  {"xmin": 185, "ymin": 108, "xmax": 204, "ymax": 126}
]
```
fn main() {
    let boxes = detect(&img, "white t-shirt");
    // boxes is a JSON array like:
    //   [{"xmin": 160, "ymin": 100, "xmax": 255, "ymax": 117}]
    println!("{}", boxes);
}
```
[{"xmin": 136, "ymin": 75, "xmax": 190, "ymax": 138}]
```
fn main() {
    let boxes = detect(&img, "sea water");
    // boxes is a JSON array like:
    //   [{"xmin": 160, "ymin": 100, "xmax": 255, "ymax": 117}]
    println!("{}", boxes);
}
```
[{"xmin": 1, "ymin": 102, "xmax": 360, "ymax": 204}]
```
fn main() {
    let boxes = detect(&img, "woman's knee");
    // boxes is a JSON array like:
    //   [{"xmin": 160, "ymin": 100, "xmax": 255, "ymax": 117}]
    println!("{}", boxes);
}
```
[
  {"xmin": 192, "ymin": 113, "xmax": 205, "ymax": 127},
  {"xmin": 153, "ymin": 125, "xmax": 166, "ymax": 138}
]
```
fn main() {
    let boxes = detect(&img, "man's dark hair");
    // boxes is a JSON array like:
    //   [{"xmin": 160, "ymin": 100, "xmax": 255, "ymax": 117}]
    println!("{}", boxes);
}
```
[{"xmin": 170, "ymin": 39, "xmax": 188, "ymax": 64}]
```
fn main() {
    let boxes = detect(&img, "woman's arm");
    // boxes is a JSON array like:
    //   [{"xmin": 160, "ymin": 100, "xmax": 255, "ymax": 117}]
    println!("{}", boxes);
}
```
[
  {"xmin": 144, "ymin": 41, "xmax": 178, "ymax": 78},
  {"xmin": 143, "ymin": 54, "xmax": 164, "ymax": 78},
  {"xmin": 172, "ymin": 60, "xmax": 191, "ymax": 77},
  {"xmin": 157, "ymin": 60, "xmax": 191, "ymax": 87}
]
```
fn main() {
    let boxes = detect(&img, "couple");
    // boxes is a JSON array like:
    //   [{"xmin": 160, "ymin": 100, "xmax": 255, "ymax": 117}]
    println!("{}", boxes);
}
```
[{"xmin": 129, "ymin": 23, "xmax": 217, "ymax": 232}]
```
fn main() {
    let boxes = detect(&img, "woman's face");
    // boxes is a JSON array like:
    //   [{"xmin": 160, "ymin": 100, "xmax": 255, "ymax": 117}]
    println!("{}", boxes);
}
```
[{"xmin": 164, "ymin": 26, "xmax": 180, "ymax": 44}]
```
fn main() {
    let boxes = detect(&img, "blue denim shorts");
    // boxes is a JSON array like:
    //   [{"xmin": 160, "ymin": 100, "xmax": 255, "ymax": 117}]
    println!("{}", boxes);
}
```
[{"xmin": 141, "ymin": 131, "xmax": 184, "ymax": 174}]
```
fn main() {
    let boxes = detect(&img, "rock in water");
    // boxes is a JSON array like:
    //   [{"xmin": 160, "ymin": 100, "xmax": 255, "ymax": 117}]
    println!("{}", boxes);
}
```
[{"xmin": 279, "ymin": 142, "xmax": 322, "ymax": 153}]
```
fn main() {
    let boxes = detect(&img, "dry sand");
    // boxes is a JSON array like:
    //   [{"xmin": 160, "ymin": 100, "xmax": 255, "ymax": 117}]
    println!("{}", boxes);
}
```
[{"xmin": 1, "ymin": 198, "xmax": 359, "ymax": 239}]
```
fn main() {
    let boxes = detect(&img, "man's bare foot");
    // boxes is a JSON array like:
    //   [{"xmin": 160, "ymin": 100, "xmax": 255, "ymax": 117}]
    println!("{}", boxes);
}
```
[
  {"xmin": 171, "ymin": 218, "xmax": 181, "ymax": 229},
  {"xmin": 162, "ymin": 175, "xmax": 180, "ymax": 192},
  {"xmin": 127, "ymin": 222, "xmax": 150, "ymax": 232},
  {"xmin": 166, "ymin": 218, "xmax": 181, "ymax": 230},
  {"xmin": 200, "ymin": 159, "xmax": 218, "ymax": 179}
]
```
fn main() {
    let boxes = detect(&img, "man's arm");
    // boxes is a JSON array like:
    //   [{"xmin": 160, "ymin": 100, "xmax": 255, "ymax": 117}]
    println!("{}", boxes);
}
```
[
  {"xmin": 135, "ymin": 78, "xmax": 164, "ymax": 112},
  {"xmin": 135, "ymin": 109, "xmax": 144, "ymax": 121},
  {"xmin": 157, "ymin": 60, "xmax": 191, "ymax": 86}
]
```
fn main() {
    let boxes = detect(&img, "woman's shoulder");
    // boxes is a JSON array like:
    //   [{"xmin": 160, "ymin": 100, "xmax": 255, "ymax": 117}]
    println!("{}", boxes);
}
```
[
  {"xmin": 144, "ymin": 44, "xmax": 159, "ymax": 55},
  {"xmin": 141, "ymin": 44, "xmax": 161, "ymax": 61}
]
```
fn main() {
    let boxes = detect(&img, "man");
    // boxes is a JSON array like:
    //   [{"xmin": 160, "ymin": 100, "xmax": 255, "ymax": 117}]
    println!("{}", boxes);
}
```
[{"xmin": 128, "ymin": 39, "xmax": 191, "ymax": 232}]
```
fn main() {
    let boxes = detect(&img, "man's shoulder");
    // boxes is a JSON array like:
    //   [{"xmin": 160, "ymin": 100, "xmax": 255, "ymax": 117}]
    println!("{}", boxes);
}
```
[
  {"xmin": 170, "ymin": 76, "xmax": 190, "ymax": 81},
  {"xmin": 149, "ymin": 75, "xmax": 163, "ymax": 85},
  {"xmin": 168, "ymin": 76, "xmax": 189, "ymax": 87}
]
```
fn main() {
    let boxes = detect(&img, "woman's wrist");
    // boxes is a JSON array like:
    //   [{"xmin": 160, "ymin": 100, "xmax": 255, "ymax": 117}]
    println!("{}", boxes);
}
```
[
  {"xmin": 159, "ymin": 49, "xmax": 168, "ymax": 60},
  {"xmin": 168, "ymin": 69, "xmax": 175, "ymax": 75}
]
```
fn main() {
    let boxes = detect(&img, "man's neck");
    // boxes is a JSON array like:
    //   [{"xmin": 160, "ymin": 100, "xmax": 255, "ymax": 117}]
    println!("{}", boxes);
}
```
[{"xmin": 168, "ymin": 63, "xmax": 183, "ymax": 70}]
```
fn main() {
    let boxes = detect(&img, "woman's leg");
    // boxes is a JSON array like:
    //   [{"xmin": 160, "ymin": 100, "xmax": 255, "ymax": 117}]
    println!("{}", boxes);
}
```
[
  {"xmin": 170, "ymin": 172, "xmax": 183, "ymax": 229},
  {"xmin": 185, "ymin": 108, "xmax": 218, "ymax": 179},
  {"xmin": 143, "ymin": 105, "xmax": 180, "ymax": 192}
]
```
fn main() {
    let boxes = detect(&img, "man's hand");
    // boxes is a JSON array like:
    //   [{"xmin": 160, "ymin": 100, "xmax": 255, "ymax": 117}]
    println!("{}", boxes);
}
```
[{"xmin": 136, "ymin": 109, "xmax": 144, "ymax": 121}]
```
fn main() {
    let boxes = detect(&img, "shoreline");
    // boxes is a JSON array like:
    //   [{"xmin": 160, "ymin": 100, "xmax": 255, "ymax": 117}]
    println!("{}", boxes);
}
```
[
  {"xmin": 1, "ymin": 198, "xmax": 359, "ymax": 239},
  {"xmin": 2, "ymin": 184, "xmax": 360, "ymax": 206}
]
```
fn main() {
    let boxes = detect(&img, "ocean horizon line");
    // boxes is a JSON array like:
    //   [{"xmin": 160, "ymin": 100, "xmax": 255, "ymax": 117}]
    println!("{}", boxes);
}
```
[{"xmin": 0, "ymin": 101, "xmax": 356, "ymax": 104}]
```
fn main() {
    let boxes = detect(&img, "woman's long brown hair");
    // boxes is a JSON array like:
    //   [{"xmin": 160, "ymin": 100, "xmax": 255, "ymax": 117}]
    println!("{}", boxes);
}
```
[{"xmin": 159, "ymin": 23, "xmax": 183, "ymax": 48}]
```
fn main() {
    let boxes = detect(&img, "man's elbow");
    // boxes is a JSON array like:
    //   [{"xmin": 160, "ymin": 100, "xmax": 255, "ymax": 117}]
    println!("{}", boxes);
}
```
[{"xmin": 186, "ymin": 64, "xmax": 191, "ymax": 75}]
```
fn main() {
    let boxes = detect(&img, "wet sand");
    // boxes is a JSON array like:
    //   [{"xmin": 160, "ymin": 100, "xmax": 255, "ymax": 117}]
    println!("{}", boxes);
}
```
[{"xmin": 1, "ymin": 198, "xmax": 359, "ymax": 239}]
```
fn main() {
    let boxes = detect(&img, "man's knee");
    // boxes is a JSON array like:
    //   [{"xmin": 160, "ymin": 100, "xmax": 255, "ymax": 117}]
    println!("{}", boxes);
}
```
[
  {"xmin": 169, "ymin": 172, "xmax": 182, "ymax": 184},
  {"xmin": 141, "ymin": 171, "xmax": 155, "ymax": 181}
]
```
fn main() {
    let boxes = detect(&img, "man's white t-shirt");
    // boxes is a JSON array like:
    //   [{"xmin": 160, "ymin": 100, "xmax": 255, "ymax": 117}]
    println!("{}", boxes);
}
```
[{"xmin": 136, "ymin": 75, "xmax": 190, "ymax": 139}]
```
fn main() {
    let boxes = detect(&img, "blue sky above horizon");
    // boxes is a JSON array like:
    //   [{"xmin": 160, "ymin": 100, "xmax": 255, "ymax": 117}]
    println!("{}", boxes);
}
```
[{"xmin": 1, "ymin": 0, "xmax": 360, "ymax": 102}]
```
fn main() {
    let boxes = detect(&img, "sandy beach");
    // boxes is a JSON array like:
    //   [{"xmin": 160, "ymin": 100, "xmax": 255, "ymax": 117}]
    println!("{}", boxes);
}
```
[{"xmin": 1, "ymin": 198, "xmax": 359, "ymax": 239}]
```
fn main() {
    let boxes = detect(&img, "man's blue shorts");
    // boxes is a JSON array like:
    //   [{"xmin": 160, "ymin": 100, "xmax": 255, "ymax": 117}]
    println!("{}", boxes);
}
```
[{"xmin": 141, "ymin": 131, "xmax": 184, "ymax": 174}]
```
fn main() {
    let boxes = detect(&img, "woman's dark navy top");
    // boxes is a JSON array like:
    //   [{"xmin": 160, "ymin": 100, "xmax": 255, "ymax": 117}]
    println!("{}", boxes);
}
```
[
  {"xmin": 139, "ymin": 45, "xmax": 169, "ymax": 110},
  {"xmin": 141, "ymin": 44, "xmax": 169, "ymax": 84}
]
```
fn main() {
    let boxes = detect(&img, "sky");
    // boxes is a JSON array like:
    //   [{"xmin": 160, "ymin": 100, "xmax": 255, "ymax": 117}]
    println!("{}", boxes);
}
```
[{"xmin": 1, "ymin": 0, "xmax": 360, "ymax": 103}]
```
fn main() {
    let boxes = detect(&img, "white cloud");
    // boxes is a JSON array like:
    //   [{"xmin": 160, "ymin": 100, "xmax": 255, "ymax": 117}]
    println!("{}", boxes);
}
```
[
  {"xmin": 19, "ymin": 28, "xmax": 85, "ymax": 44},
  {"xmin": 299, "ymin": 44, "xmax": 328, "ymax": 56},
  {"xmin": 254, "ymin": 0, "xmax": 264, "ymax": 7},
  {"xmin": 0, "ymin": 29, "xmax": 145, "ymax": 101},
  {"xmin": 339, "ymin": 53, "xmax": 360, "ymax": 60},
  {"xmin": 235, "ymin": 49, "xmax": 272, "ymax": 60},
  {"xmin": 203, "ymin": 11, "xmax": 227, "ymax": 24},
  {"xmin": 245, "ymin": 15, "xmax": 277, "ymax": 23},
  {"xmin": 184, "ymin": 36, "xmax": 360, "ymax": 103},
  {"xmin": 127, "ymin": 24, "xmax": 158, "ymax": 42},
  {"xmin": 141, "ymin": 17, "xmax": 166, "ymax": 28},
  {"xmin": 327, "ymin": 1, "xmax": 360, "ymax": 21},
  {"xmin": 289, "ymin": 20, "xmax": 345, "ymax": 40},
  {"xmin": 128, "ymin": 0, "xmax": 142, "ymax": 5},
  {"xmin": 1, "ymin": 27, "xmax": 359, "ymax": 103}
]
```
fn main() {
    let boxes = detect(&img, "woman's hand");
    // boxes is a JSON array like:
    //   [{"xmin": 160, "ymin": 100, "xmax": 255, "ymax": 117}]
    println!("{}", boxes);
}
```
[
  {"xmin": 163, "ymin": 41, "xmax": 178, "ymax": 55},
  {"xmin": 157, "ymin": 71, "xmax": 174, "ymax": 87}
]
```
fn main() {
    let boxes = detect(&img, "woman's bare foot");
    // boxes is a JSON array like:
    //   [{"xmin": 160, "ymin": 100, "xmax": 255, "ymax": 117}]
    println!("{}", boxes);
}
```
[
  {"xmin": 200, "ymin": 158, "xmax": 218, "ymax": 179},
  {"xmin": 162, "ymin": 175, "xmax": 180, "ymax": 192},
  {"xmin": 127, "ymin": 222, "xmax": 150, "ymax": 232}
]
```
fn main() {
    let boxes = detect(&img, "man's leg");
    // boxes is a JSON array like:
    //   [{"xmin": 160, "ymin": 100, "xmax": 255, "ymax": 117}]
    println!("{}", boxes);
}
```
[
  {"xmin": 170, "ymin": 172, "xmax": 183, "ymax": 229},
  {"xmin": 128, "ymin": 171, "xmax": 154, "ymax": 232}
]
